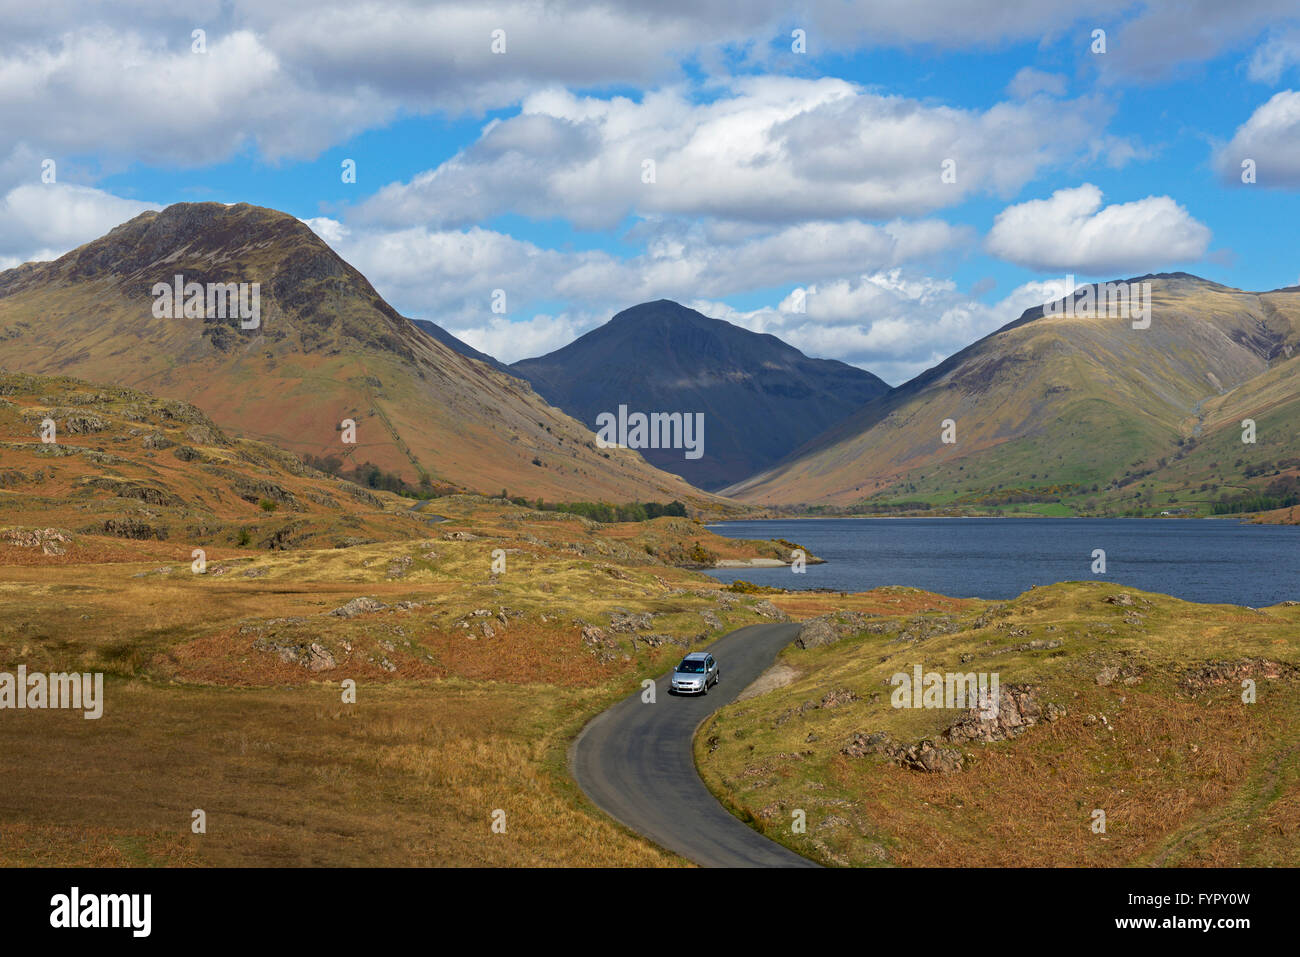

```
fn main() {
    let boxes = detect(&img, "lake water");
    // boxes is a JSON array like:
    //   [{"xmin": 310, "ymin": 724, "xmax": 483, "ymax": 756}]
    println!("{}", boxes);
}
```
[{"xmin": 703, "ymin": 518, "xmax": 1300, "ymax": 607}]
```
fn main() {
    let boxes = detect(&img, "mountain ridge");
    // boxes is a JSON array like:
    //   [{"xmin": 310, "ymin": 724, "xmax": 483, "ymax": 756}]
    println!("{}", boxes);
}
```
[
  {"xmin": 0, "ymin": 202, "xmax": 728, "ymax": 508},
  {"xmin": 725, "ymin": 273, "xmax": 1300, "ymax": 511},
  {"xmin": 511, "ymin": 299, "xmax": 890, "ymax": 489}
]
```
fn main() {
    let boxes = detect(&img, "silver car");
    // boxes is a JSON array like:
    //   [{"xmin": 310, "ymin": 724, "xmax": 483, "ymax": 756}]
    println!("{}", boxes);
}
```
[{"xmin": 670, "ymin": 652, "xmax": 719, "ymax": 695}]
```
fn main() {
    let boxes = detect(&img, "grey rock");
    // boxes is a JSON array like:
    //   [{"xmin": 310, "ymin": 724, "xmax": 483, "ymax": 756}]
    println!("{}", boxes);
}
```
[{"xmin": 330, "ymin": 596, "xmax": 388, "ymax": 618}]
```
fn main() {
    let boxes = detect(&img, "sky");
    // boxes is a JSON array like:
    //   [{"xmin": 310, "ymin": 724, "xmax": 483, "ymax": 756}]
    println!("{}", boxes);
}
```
[{"xmin": 3, "ymin": 1, "xmax": 1299, "ymax": 385}]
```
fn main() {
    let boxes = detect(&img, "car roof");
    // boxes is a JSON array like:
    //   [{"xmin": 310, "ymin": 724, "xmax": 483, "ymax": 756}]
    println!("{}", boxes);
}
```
[{"xmin": 683, "ymin": 652, "xmax": 709, "ymax": 660}]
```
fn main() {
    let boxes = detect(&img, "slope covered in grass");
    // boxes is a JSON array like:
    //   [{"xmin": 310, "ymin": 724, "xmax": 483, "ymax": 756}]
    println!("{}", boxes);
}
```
[
  {"xmin": 0, "ymin": 473, "xmax": 801, "ymax": 865},
  {"xmin": 698, "ymin": 581, "xmax": 1300, "ymax": 866}
]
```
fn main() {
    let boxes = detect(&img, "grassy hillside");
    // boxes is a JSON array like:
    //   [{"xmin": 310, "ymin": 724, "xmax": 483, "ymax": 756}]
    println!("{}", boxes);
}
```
[
  {"xmin": 0, "ymin": 375, "xmax": 809, "ymax": 865},
  {"xmin": 0, "ymin": 202, "xmax": 721, "ymax": 506},
  {"xmin": 0, "ymin": 371, "xmax": 433, "ymax": 554},
  {"xmin": 726, "ymin": 275, "xmax": 1300, "ymax": 518},
  {"xmin": 0, "ymin": 509, "xmax": 800, "ymax": 863},
  {"xmin": 697, "ymin": 581, "xmax": 1300, "ymax": 866}
]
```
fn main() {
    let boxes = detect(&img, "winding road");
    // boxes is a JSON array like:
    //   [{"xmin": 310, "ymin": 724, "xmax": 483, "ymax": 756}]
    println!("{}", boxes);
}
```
[{"xmin": 569, "ymin": 622, "xmax": 818, "ymax": 867}]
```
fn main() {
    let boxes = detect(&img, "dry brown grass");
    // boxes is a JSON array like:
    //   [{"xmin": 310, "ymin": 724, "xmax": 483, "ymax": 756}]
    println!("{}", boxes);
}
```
[
  {"xmin": 826, "ymin": 687, "xmax": 1285, "ymax": 866},
  {"xmin": 0, "ymin": 480, "xmax": 788, "ymax": 866},
  {"xmin": 771, "ymin": 586, "xmax": 981, "ymax": 620},
  {"xmin": 0, "ymin": 679, "xmax": 681, "ymax": 867},
  {"xmin": 698, "ymin": 581, "xmax": 1300, "ymax": 867}
]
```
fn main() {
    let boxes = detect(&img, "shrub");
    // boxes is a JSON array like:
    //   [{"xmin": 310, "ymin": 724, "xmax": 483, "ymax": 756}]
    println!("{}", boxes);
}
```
[
  {"xmin": 725, "ymin": 580, "xmax": 783, "ymax": 594},
  {"xmin": 687, "ymin": 541, "xmax": 718, "ymax": 565}
]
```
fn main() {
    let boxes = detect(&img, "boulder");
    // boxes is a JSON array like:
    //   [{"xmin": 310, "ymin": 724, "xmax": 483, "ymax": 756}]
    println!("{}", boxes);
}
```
[
  {"xmin": 254, "ymin": 637, "xmax": 337, "ymax": 672},
  {"xmin": 752, "ymin": 600, "xmax": 787, "ymax": 620},
  {"xmin": 330, "ymin": 596, "xmax": 388, "ymax": 618},
  {"xmin": 795, "ymin": 617, "xmax": 839, "ymax": 649},
  {"xmin": 896, "ymin": 739, "xmax": 965, "ymax": 773},
  {"xmin": 944, "ymin": 684, "xmax": 1054, "ymax": 744},
  {"xmin": 841, "ymin": 731, "xmax": 895, "ymax": 757}
]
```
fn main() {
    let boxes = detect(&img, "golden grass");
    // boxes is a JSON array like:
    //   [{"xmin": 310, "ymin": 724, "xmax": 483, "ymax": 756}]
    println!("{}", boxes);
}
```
[
  {"xmin": 771, "ymin": 586, "xmax": 981, "ymax": 619},
  {"xmin": 0, "ymin": 483, "xmax": 787, "ymax": 866},
  {"xmin": 0, "ymin": 680, "xmax": 681, "ymax": 867},
  {"xmin": 697, "ymin": 581, "xmax": 1300, "ymax": 867}
]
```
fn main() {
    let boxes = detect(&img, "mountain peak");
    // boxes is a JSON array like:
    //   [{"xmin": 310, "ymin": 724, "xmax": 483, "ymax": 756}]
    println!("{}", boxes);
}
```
[
  {"xmin": 511, "ymin": 301, "xmax": 890, "ymax": 489},
  {"xmin": 0, "ymin": 203, "xmax": 720, "ymax": 505},
  {"xmin": 1, "ymin": 201, "xmax": 337, "ymax": 296},
  {"xmin": 112, "ymin": 201, "xmax": 323, "ymax": 264},
  {"xmin": 729, "ymin": 276, "xmax": 1300, "ymax": 505},
  {"xmin": 607, "ymin": 299, "xmax": 700, "ymax": 323}
]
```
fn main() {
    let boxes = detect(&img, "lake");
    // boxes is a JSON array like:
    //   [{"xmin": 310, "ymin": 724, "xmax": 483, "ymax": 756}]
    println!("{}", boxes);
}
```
[{"xmin": 703, "ymin": 517, "xmax": 1300, "ymax": 607}]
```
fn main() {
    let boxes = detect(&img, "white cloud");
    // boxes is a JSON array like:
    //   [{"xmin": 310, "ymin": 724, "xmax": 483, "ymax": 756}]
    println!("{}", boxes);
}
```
[
  {"xmin": 690, "ymin": 273, "xmax": 1060, "ymax": 385},
  {"xmin": 357, "ymin": 80, "xmax": 1121, "ymax": 229},
  {"xmin": 300, "ymin": 216, "xmax": 348, "ymax": 245},
  {"xmin": 305, "ymin": 212, "xmax": 970, "ymax": 355},
  {"xmin": 984, "ymin": 184, "xmax": 1211, "ymax": 273},
  {"xmin": 305, "ymin": 206, "xmax": 976, "ymax": 375},
  {"xmin": 0, "ymin": 0, "xmax": 1293, "ymax": 173},
  {"xmin": 1214, "ymin": 89, "xmax": 1300, "ymax": 187},
  {"xmin": 0, "ymin": 28, "xmax": 392, "ymax": 166},
  {"xmin": 1248, "ymin": 29, "xmax": 1300, "ymax": 83},
  {"xmin": 1095, "ymin": 0, "xmax": 1300, "ymax": 82},
  {"xmin": 0, "ymin": 183, "xmax": 161, "ymax": 261},
  {"xmin": 1007, "ymin": 67, "xmax": 1067, "ymax": 99},
  {"xmin": 456, "ymin": 312, "xmax": 595, "ymax": 364},
  {"xmin": 2, "ymin": 2, "xmax": 1109, "ymax": 169}
]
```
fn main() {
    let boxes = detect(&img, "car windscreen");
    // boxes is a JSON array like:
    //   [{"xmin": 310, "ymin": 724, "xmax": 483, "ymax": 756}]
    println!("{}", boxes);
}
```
[{"xmin": 677, "ymin": 660, "xmax": 705, "ymax": 673}]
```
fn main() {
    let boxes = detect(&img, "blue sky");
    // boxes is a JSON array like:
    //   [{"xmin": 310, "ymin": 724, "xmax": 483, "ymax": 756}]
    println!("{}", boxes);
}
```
[{"xmin": 3, "ymin": 1, "xmax": 1299, "ymax": 384}]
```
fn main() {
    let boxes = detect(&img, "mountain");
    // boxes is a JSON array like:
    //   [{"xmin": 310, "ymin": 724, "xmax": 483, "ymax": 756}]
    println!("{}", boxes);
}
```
[
  {"xmin": 725, "ymin": 274, "xmax": 1300, "ymax": 510},
  {"xmin": 510, "ymin": 300, "xmax": 890, "ymax": 489},
  {"xmin": 410, "ymin": 318, "xmax": 515, "ymax": 375},
  {"xmin": 0, "ymin": 203, "xmax": 721, "ymax": 506}
]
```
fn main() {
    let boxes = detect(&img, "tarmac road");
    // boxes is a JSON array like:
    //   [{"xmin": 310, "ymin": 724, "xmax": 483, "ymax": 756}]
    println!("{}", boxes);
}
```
[{"xmin": 569, "ymin": 622, "xmax": 819, "ymax": 867}]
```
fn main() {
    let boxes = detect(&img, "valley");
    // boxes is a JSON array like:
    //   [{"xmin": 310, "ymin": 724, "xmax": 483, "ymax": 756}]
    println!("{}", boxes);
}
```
[
  {"xmin": 1, "ymin": 207, "xmax": 1296, "ymax": 870},
  {"xmin": 0, "ymin": 374, "xmax": 804, "ymax": 865}
]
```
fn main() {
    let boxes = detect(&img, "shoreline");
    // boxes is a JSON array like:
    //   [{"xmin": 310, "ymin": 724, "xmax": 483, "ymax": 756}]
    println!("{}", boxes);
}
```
[{"xmin": 705, "ymin": 514, "xmax": 1257, "ymax": 524}]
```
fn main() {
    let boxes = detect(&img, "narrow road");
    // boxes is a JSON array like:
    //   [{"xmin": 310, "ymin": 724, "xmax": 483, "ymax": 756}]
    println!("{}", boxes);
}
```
[
  {"xmin": 569, "ymin": 622, "xmax": 818, "ymax": 867},
  {"xmin": 407, "ymin": 498, "xmax": 448, "ymax": 525}
]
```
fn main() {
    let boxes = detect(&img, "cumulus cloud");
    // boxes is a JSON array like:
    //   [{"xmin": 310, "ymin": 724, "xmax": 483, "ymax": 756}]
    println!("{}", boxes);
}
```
[
  {"xmin": 1, "ymin": 1, "xmax": 1106, "ymax": 169},
  {"xmin": 305, "ymin": 212, "xmax": 970, "ymax": 359},
  {"xmin": 689, "ymin": 273, "xmax": 1061, "ymax": 385},
  {"xmin": 320, "ymin": 219, "xmax": 1052, "ymax": 381},
  {"xmin": 456, "ymin": 312, "xmax": 597, "ymax": 364},
  {"xmin": 1214, "ymin": 90, "xmax": 1300, "ymax": 187},
  {"xmin": 1, "ymin": 0, "xmax": 1293, "ymax": 172},
  {"xmin": 7, "ymin": 0, "xmax": 1285, "ymax": 383},
  {"xmin": 1007, "ymin": 67, "xmax": 1067, "ymax": 99},
  {"xmin": 984, "ymin": 184, "xmax": 1211, "ymax": 273},
  {"xmin": 0, "ymin": 27, "xmax": 392, "ymax": 167},
  {"xmin": 0, "ymin": 183, "xmax": 161, "ymax": 262},
  {"xmin": 1094, "ymin": 0, "xmax": 1300, "ymax": 82},
  {"xmin": 357, "ymin": 80, "xmax": 1121, "ymax": 229},
  {"xmin": 445, "ymin": 266, "xmax": 1058, "ymax": 384}
]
